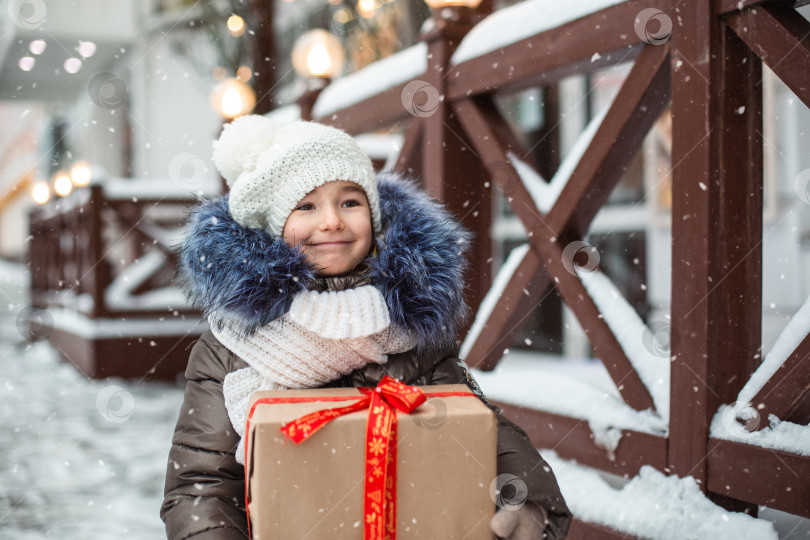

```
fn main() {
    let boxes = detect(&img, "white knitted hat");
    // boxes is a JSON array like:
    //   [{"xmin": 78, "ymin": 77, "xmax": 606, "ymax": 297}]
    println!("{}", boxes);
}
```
[{"xmin": 212, "ymin": 115, "xmax": 381, "ymax": 236}]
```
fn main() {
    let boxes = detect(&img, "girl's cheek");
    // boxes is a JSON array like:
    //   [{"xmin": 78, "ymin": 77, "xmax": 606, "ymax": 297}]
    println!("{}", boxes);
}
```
[{"xmin": 283, "ymin": 229, "xmax": 297, "ymax": 248}]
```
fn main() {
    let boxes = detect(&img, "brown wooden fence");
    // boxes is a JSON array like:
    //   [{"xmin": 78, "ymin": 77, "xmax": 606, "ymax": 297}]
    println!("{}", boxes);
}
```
[
  {"xmin": 306, "ymin": 0, "xmax": 810, "ymax": 535},
  {"xmin": 28, "ymin": 182, "xmax": 202, "ymax": 380}
]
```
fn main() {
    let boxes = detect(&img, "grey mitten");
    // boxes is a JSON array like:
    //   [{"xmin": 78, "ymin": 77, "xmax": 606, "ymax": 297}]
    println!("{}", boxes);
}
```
[{"xmin": 490, "ymin": 502, "xmax": 548, "ymax": 540}]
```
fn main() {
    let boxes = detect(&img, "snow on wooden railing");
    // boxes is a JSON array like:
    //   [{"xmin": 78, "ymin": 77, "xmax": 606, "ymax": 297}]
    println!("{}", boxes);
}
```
[
  {"xmin": 312, "ymin": 43, "xmax": 427, "ymax": 119},
  {"xmin": 450, "ymin": 0, "xmax": 627, "ymax": 64}
]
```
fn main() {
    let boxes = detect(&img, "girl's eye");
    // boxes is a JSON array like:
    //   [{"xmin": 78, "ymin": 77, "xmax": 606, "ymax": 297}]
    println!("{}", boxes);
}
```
[
  {"xmin": 342, "ymin": 199, "xmax": 361, "ymax": 208},
  {"xmin": 296, "ymin": 203, "xmax": 315, "ymax": 211}
]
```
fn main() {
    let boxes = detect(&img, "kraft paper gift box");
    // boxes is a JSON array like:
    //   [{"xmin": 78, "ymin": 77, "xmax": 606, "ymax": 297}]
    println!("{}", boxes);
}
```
[{"xmin": 244, "ymin": 380, "xmax": 497, "ymax": 539}]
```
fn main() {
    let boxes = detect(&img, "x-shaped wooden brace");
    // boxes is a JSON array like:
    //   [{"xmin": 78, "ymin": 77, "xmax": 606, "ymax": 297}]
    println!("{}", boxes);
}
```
[{"xmin": 453, "ymin": 44, "xmax": 672, "ymax": 413}]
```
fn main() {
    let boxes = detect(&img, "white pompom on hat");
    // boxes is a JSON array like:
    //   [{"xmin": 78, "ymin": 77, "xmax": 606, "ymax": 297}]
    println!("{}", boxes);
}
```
[{"xmin": 212, "ymin": 115, "xmax": 381, "ymax": 236}]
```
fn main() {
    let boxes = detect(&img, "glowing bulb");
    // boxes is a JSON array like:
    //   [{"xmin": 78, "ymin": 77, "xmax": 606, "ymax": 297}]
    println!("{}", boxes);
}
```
[
  {"xmin": 334, "ymin": 7, "xmax": 352, "ymax": 24},
  {"xmin": 227, "ymin": 15, "xmax": 245, "ymax": 36},
  {"xmin": 236, "ymin": 65, "xmax": 252, "ymax": 82},
  {"xmin": 70, "ymin": 161, "xmax": 92, "ymax": 187},
  {"xmin": 306, "ymin": 45, "xmax": 332, "ymax": 77},
  {"xmin": 32, "ymin": 181, "xmax": 50, "ymax": 205},
  {"xmin": 221, "ymin": 88, "xmax": 244, "ymax": 118},
  {"xmin": 209, "ymin": 77, "xmax": 255, "ymax": 119},
  {"xmin": 357, "ymin": 0, "xmax": 377, "ymax": 18},
  {"xmin": 291, "ymin": 29, "xmax": 345, "ymax": 79},
  {"xmin": 53, "ymin": 171, "xmax": 73, "ymax": 197},
  {"xmin": 212, "ymin": 66, "xmax": 227, "ymax": 80}
]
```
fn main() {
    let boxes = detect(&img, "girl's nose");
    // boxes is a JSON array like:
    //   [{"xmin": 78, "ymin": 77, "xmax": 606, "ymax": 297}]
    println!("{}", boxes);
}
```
[{"xmin": 319, "ymin": 205, "xmax": 343, "ymax": 230}]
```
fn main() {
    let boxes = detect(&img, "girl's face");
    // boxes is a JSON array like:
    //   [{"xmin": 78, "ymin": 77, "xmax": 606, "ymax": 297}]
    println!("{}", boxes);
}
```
[{"xmin": 282, "ymin": 180, "xmax": 373, "ymax": 276}]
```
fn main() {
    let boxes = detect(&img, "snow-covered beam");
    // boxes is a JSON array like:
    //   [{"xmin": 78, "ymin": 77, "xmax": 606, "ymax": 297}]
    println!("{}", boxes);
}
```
[
  {"xmin": 446, "ymin": 0, "xmax": 667, "ymax": 101},
  {"xmin": 494, "ymin": 401, "xmax": 667, "ymax": 477}
]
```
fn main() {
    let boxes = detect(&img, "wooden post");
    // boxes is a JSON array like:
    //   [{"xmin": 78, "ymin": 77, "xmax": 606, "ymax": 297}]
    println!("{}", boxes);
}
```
[
  {"xmin": 669, "ymin": 0, "xmax": 762, "ymax": 507},
  {"xmin": 88, "ymin": 184, "xmax": 109, "ymax": 319},
  {"xmin": 247, "ymin": 0, "xmax": 277, "ymax": 115},
  {"xmin": 297, "ymin": 78, "xmax": 330, "ymax": 122},
  {"xmin": 421, "ymin": 6, "xmax": 492, "ymax": 318}
]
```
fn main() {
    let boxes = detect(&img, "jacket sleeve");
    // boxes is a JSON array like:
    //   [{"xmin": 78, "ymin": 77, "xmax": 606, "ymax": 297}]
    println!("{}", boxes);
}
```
[
  {"xmin": 161, "ymin": 333, "xmax": 249, "ymax": 540},
  {"xmin": 427, "ymin": 355, "xmax": 572, "ymax": 540}
]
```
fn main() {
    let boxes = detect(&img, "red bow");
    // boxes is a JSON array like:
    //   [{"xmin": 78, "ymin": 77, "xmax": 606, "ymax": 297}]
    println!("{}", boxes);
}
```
[
  {"xmin": 281, "ymin": 376, "xmax": 426, "ymax": 540},
  {"xmin": 244, "ymin": 378, "xmax": 476, "ymax": 540}
]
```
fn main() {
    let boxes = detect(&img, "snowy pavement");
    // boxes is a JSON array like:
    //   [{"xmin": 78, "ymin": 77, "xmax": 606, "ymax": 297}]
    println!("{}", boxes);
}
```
[
  {"xmin": 0, "ymin": 260, "xmax": 184, "ymax": 539},
  {"xmin": 0, "ymin": 332, "xmax": 183, "ymax": 539}
]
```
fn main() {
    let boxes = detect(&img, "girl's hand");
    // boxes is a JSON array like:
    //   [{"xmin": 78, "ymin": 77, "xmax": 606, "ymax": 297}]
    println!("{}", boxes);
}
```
[{"xmin": 490, "ymin": 502, "xmax": 548, "ymax": 540}]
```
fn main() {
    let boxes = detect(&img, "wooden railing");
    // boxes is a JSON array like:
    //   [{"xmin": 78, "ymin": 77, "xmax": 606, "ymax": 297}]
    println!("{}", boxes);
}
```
[
  {"xmin": 305, "ymin": 0, "xmax": 810, "ymax": 534},
  {"xmin": 29, "ymin": 182, "xmax": 197, "ymax": 318},
  {"xmin": 27, "ymin": 179, "xmax": 204, "ymax": 380}
]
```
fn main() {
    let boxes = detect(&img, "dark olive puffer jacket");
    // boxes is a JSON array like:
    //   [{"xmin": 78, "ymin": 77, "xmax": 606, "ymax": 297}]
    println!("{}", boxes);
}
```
[
  {"xmin": 165, "ymin": 173, "xmax": 571, "ymax": 538},
  {"xmin": 161, "ymin": 330, "xmax": 571, "ymax": 539}
]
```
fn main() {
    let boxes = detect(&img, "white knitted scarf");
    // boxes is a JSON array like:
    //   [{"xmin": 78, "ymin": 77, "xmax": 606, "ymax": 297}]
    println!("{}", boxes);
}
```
[{"xmin": 214, "ymin": 285, "xmax": 416, "ymax": 464}]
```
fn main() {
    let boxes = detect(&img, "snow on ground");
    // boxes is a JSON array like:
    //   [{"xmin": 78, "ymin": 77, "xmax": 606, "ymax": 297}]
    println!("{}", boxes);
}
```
[
  {"xmin": 0, "ymin": 338, "xmax": 184, "ymax": 539},
  {"xmin": 0, "ymin": 259, "xmax": 31, "ymax": 343},
  {"xmin": 0, "ymin": 259, "xmax": 184, "ymax": 539}
]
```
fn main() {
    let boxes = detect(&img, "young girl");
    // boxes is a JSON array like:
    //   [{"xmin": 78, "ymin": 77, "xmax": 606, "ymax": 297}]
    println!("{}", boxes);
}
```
[{"xmin": 161, "ymin": 116, "xmax": 571, "ymax": 540}]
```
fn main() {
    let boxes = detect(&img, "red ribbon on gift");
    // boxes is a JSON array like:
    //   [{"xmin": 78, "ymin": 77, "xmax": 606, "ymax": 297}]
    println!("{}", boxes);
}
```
[{"xmin": 243, "ymin": 377, "xmax": 476, "ymax": 540}]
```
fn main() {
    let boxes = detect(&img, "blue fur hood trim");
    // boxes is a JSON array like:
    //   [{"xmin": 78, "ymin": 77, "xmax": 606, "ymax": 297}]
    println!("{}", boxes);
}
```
[{"xmin": 178, "ymin": 171, "xmax": 471, "ymax": 353}]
